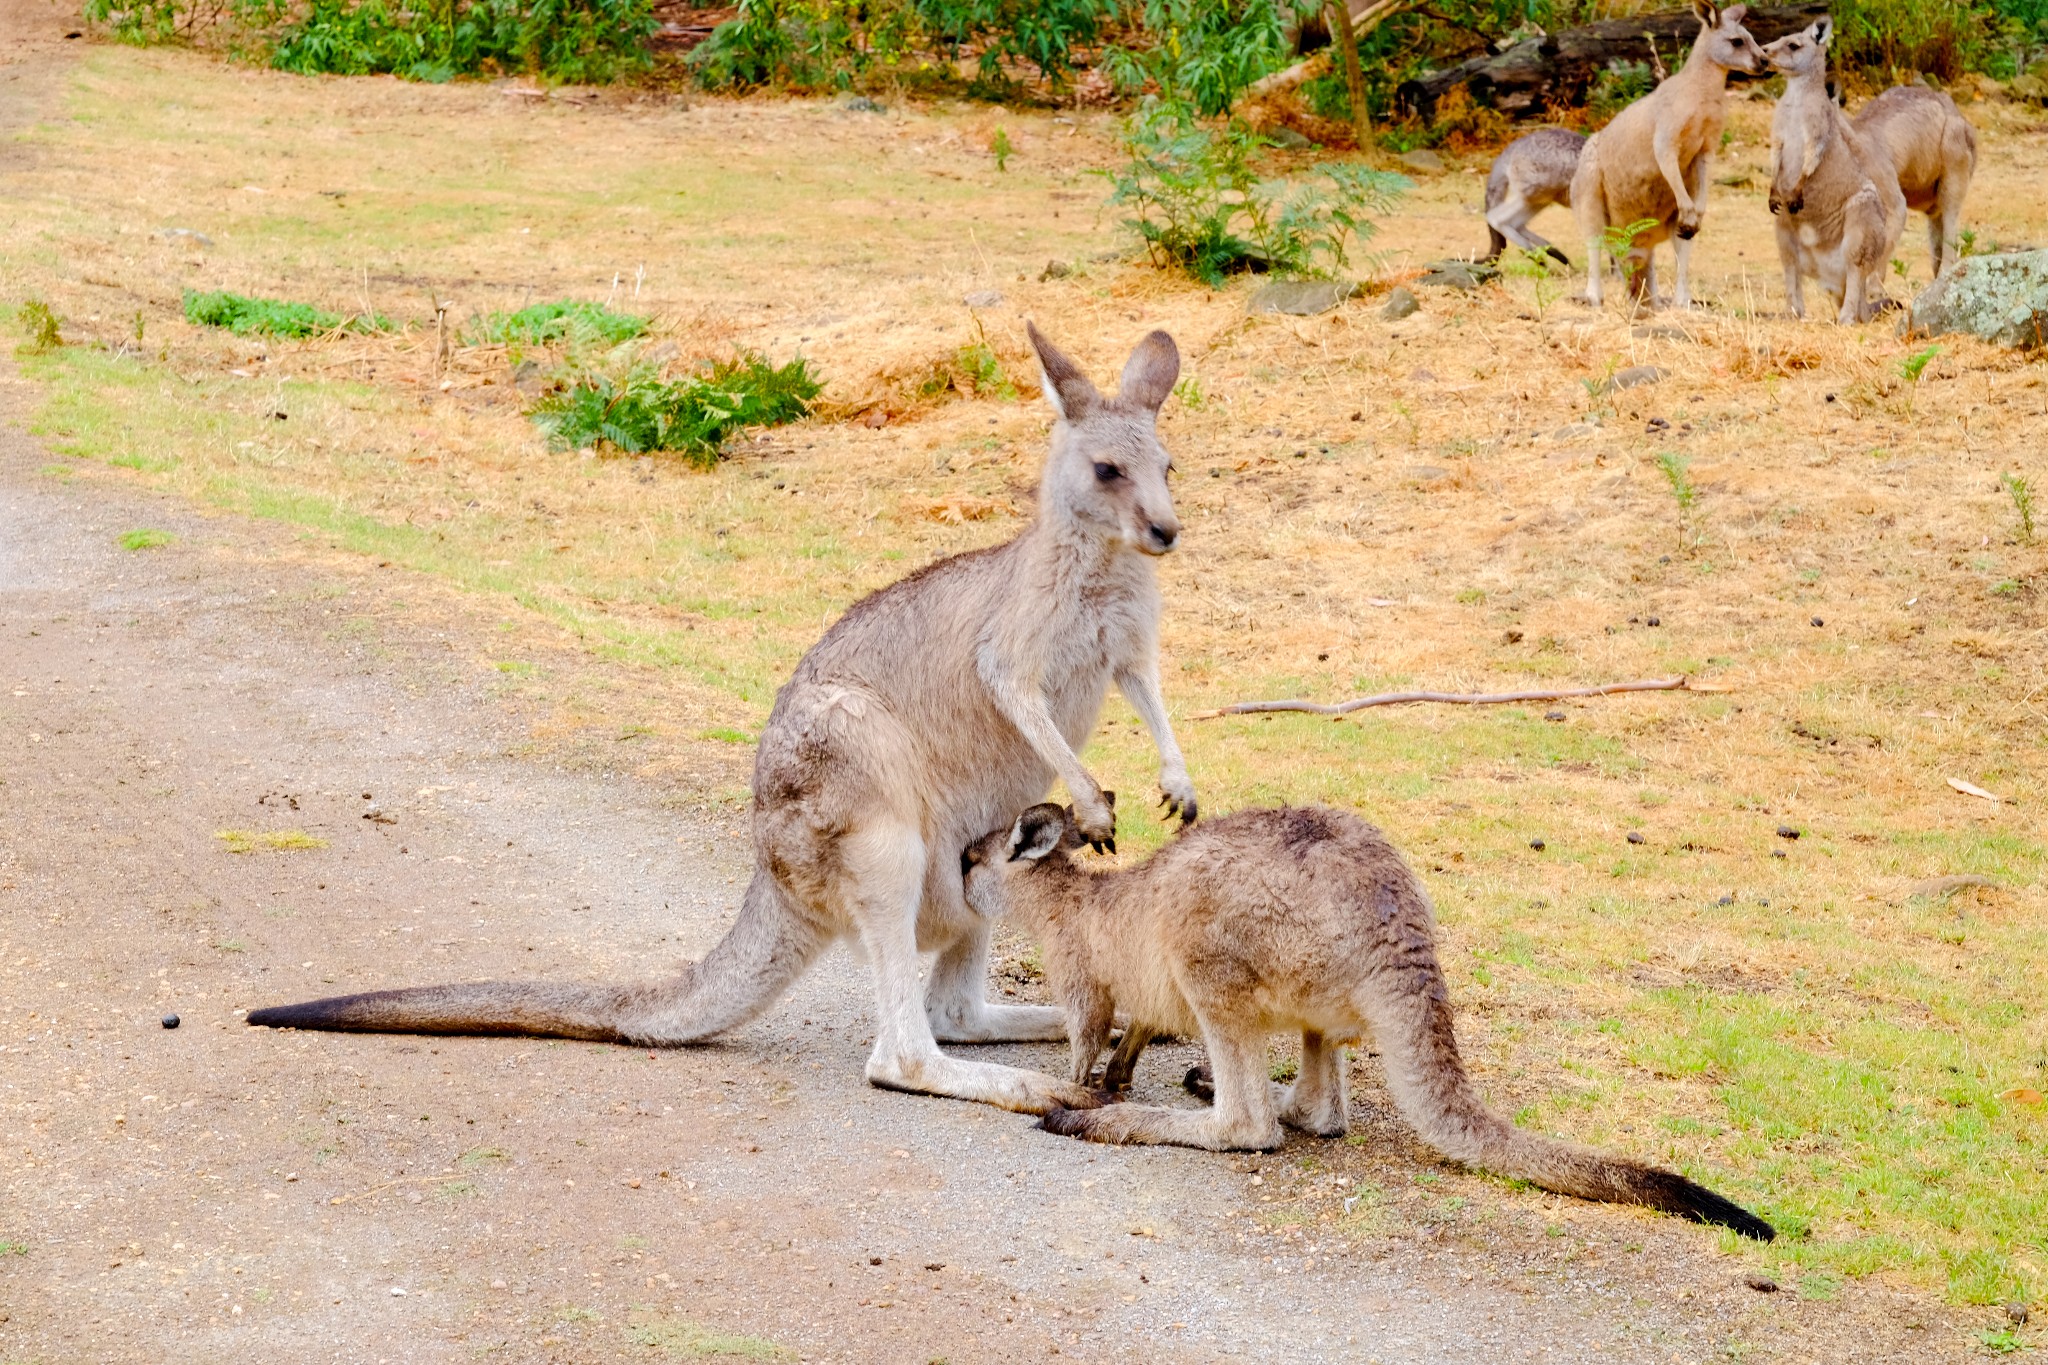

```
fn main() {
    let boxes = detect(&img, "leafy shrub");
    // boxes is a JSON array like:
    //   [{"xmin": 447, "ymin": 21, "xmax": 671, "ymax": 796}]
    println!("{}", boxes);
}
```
[
  {"xmin": 17, "ymin": 300, "xmax": 63, "ymax": 353},
  {"xmin": 1099, "ymin": 0, "xmax": 1292, "ymax": 116},
  {"xmin": 1588, "ymin": 59, "xmax": 1655, "ymax": 124},
  {"xmin": 269, "ymin": 0, "xmax": 655, "ymax": 83},
  {"xmin": 1101, "ymin": 99, "xmax": 1408, "ymax": 287},
  {"xmin": 530, "ymin": 353, "xmax": 822, "ymax": 465},
  {"xmin": 466, "ymin": 299, "xmax": 649, "ymax": 347},
  {"xmin": 183, "ymin": 290, "xmax": 387, "ymax": 337}
]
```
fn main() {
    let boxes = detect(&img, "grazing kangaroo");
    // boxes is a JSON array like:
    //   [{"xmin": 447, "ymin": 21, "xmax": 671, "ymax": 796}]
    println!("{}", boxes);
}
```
[
  {"xmin": 1853, "ymin": 83, "xmax": 1977, "ymax": 280},
  {"xmin": 961, "ymin": 803, "xmax": 1776, "ymax": 1240},
  {"xmin": 1764, "ymin": 19, "xmax": 1907, "ymax": 323},
  {"xmin": 1483, "ymin": 127, "xmax": 1586, "ymax": 266},
  {"xmin": 1571, "ymin": 0, "xmax": 1765, "ymax": 310},
  {"xmin": 249, "ymin": 324, "xmax": 1199, "ymax": 1116}
]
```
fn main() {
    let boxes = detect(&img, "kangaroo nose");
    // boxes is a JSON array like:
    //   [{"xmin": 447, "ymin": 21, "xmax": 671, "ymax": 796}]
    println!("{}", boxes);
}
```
[{"xmin": 1148, "ymin": 522, "xmax": 1179, "ymax": 551}]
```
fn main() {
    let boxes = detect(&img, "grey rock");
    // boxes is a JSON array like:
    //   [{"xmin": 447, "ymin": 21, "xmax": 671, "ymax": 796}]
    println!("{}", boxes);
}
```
[
  {"xmin": 842, "ymin": 95, "xmax": 885, "ymax": 113},
  {"xmin": 1403, "ymin": 465, "xmax": 1451, "ymax": 482},
  {"xmin": 1038, "ymin": 260, "xmax": 1072, "ymax": 281},
  {"xmin": 2009, "ymin": 61, "xmax": 2048, "ymax": 105},
  {"xmin": 1248, "ymin": 279, "xmax": 1358, "ymax": 316},
  {"xmin": 1631, "ymin": 323, "xmax": 1696, "ymax": 340},
  {"xmin": 1378, "ymin": 286, "xmax": 1420, "ymax": 320},
  {"xmin": 1415, "ymin": 258, "xmax": 1500, "ymax": 291},
  {"xmin": 1906, "ymin": 250, "xmax": 2048, "ymax": 348},
  {"xmin": 159, "ymin": 228, "xmax": 213, "ymax": 248},
  {"xmin": 963, "ymin": 290, "xmax": 1004, "ymax": 309},
  {"xmin": 1267, "ymin": 126, "xmax": 1314, "ymax": 150},
  {"xmin": 1598, "ymin": 364, "xmax": 1667, "ymax": 394},
  {"xmin": 1398, "ymin": 148, "xmax": 1446, "ymax": 173}
]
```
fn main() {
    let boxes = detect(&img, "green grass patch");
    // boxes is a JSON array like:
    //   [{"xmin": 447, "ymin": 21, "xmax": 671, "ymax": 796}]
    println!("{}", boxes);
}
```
[
  {"xmin": 530, "ymin": 352, "xmax": 821, "ymax": 465},
  {"xmin": 183, "ymin": 289, "xmax": 388, "ymax": 338},
  {"xmin": 466, "ymin": 299, "xmax": 649, "ymax": 347},
  {"xmin": 118, "ymin": 527, "xmax": 172, "ymax": 550},
  {"xmin": 624, "ymin": 1309, "xmax": 790, "ymax": 1358},
  {"xmin": 216, "ymin": 828, "xmax": 329, "ymax": 854}
]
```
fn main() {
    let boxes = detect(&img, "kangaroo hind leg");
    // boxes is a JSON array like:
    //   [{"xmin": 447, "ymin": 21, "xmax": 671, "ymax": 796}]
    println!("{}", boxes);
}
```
[
  {"xmin": 926, "ymin": 912, "xmax": 1065, "ymax": 1044},
  {"xmin": 1040, "ymin": 1024, "xmax": 1281, "ymax": 1151},
  {"xmin": 1278, "ymin": 1031, "xmax": 1350, "ymax": 1137}
]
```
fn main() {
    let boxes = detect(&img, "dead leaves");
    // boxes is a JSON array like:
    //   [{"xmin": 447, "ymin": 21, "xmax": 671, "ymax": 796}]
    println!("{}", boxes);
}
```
[{"xmin": 900, "ymin": 494, "xmax": 1008, "ymax": 525}]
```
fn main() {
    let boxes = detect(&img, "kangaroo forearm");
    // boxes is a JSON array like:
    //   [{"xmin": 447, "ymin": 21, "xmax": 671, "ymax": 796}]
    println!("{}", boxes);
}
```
[
  {"xmin": 1116, "ymin": 666, "xmax": 1188, "ymax": 773},
  {"xmin": 1653, "ymin": 135, "xmax": 1693, "ymax": 212},
  {"xmin": 980, "ymin": 666, "xmax": 1100, "ymax": 799}
]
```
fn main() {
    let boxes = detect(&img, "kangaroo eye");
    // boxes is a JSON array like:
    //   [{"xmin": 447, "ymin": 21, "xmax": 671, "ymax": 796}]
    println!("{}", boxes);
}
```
[{"xmin": 1093, "ymin": 462, "xmax": 1121, "ymax": 483}]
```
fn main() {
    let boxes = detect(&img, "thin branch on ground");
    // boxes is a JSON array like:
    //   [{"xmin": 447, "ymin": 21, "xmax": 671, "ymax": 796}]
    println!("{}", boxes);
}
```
[{"xmin": 1190, "ymin": 675, "xmax": 1715, "ymax": 720}]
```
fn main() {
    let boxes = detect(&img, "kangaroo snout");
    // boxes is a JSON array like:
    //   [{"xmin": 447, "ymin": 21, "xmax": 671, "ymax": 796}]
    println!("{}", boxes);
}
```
[{"xmin": 1145, "ymin": 521, "xmax": 1179, "ymax": 553}]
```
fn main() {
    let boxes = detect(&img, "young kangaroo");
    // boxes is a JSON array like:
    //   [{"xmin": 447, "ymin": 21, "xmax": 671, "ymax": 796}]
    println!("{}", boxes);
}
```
[
  {"xmin": 1483, "ymin": 127, "xmax": 1586, "ymax": 266},
  {"xmin": 1852, "ymin": 83, "xmax": 1977, "ymax": 280},
  {"xmin": 1764, "ymin": 19, "xmax": 1907, "ymax": 323},
  {"xmin": 962, "ymin": 803, "xmax": 1776, "ymax": 1240},
  {"xmin": 1571, "ymin": 1, "xmax": 1765, "ymax": 310},
  {"xmin": 248, "ymin": 324, "xmax": 1198, "ymax": 1117}
]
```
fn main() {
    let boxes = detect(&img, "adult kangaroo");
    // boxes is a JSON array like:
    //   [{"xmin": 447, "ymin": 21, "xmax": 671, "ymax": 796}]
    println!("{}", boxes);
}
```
[
  {"xmin": 1571, "ymin": 0, "xmax": 1765, "ymax": 310},
  {"xmin": 1853, "ymin": 83, "xmax": 1977, "ymax": 280},
  {"xmin": 961, "ymin": 803, "xmax": 1776, "ymax": 1240},
  {"xmin": 249, "ymin": 324, "xmax": 1198, "ymax": 1116}
]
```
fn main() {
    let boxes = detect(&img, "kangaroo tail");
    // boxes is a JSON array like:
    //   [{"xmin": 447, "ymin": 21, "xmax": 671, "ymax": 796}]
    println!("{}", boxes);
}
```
[
  {"xmin": 246, "ymin": 871, "xmax": 825, "ymax": 1047},
  {"xmin": 1368, "ymin": 966, "xmax": 1775, "ymax": 1241}
]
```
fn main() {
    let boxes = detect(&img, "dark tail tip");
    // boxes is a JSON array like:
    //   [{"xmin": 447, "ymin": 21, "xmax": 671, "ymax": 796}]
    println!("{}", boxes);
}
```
[
  {"xmin": 246, "ymin": 992, "xmax": 388, "ymax": 1032},
  {"xmin": 1653, "ymin": 1171, "xmax": 1776, "ymax": 1241},
  {"xmin": 1546, "ymin": 245, "xmax": 1573, "ymax": 267}
]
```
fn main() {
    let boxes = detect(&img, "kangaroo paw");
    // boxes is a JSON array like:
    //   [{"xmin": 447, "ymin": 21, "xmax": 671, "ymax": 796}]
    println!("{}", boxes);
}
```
[{"xmin": 1182, "ymin": 1064, "xmax": 1215, "ymax": 1102}]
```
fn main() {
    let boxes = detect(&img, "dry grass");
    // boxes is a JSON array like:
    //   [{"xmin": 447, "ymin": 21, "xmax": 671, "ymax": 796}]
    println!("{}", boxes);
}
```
[{"xmin": 5, "ymin": 49, "xmax": 2047, "ymax": 1308}]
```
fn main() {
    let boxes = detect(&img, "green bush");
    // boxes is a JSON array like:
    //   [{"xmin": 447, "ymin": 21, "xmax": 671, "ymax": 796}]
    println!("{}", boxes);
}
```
[
  {"xmin": 183, "ymin": 290, "xmax": 389, "ymax": 337},
  {"xmin": 530, "ymin": 353, "xmax": 822, "ymax": 465},
  {"xmin": 465, "ymin": 299, "xmax": 649, "ymax": 347},
  {"xmin": 1099, "ymin": 0, "xmax": 1292, "ymax": 116},
  {"xmin": 269, "ymin": 0, "xmax": 655, "ymax": 82},
  {"xmin": 1101, "ymin": 98, "xmax": 1408, "ymax": 288}
]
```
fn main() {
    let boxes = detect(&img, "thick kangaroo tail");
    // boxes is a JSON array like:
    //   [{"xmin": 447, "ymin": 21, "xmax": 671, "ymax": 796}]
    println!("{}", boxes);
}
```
[
  {"xmin": 1370, "ymin": 979, "xmax": 1775, "ymax": 1241},
  {"xmin": 247, "ymin": 871, "xmax": 825, "ymax": 1047}
]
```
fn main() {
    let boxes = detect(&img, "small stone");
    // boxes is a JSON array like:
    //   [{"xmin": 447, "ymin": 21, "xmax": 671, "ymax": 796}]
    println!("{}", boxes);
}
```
[
  {"xmin": 1626, "ymin": 831, "xmax": 1646, "ymax": 845},
  {"xmin": 1529, "ymin": 838, "xmax": 1546, "ymax": 851},
  {"xmin": 1646, "ymin": 616, "xmax": 1661, "ymax": 627},
  {"xmin": 1607, "ymin": 364, "xmax": 1667, "ymax": 392},
  {"xmin": 158, "ymin": 227, "xmax": 214, "ymax": 249},
  {"xmin": 1772, "ymin": 849, "xmax": 1788, "ymax": 859},
  {"xmin": 1746, "ymin": 1274, "xmax": 1779, "ymax": 1293},
  {"xmin": 842, "ymin": 95, "xmax": 885, "ymax": 113},
  {"xmin": 2008, "ymin": 1303, "xmax": 2029, "ymax": 1324},
  {"xmin": 1810, "ymin": 616, "xmax": 1824, "ymax": 627},
  {"xmin": 1503, "ymin": 630, "xmax": 1524, "ymax": 644},
  {"xmin": 1267, "ymin": 126, "xmax": 1313, "ymax": 149},
  {"xmin": 869, "ymin": 1256, "xmax": 883, "ymax": 1265},
  {"xmin": 1378, "ymin": 286, "xmax": 1420, "ymax": 320},
  {"xmin": 1717, "ymin": 895, "xmax": 1735, "ymax": 906},
  {"xmin": 1758, "ymin": 898, "xmax": 1770, "ymax": 907},
  {"xmin": 1249, "ymin": 279, "xmax": 1359, "ymax": 316},
  {"xmin": 1039, "ymin": 260, "xmax": 1072, "ymax": 281},
  {"xmin": 963, "ymin": 290, "xmax": 1003, "ymax": 309},
  {"xmin": 625, "ymin": 1177, "xmax": 641, "ymax": 1189},
  {"xmin": 390, "ymin": 1286, "xmax": 407, "ymax": 1297},
  {"xmin": 161, "ymin": 1014, "xmax": 180, "ymax": 1029},
  {"xmin": 490, "ymin": 1279, "xmax": 508, "ymax": 1290},
  {"xmin": 1398, "ymin": 148, "xmax": 1446, "ymax": 174},
  {"xmin": 1415, "ymin": 259, "xmax": 1499, "ymax": 291},
  {"xmin": 1777, "ymin": 825, "xmax": 1800, "ymax": 840},
  {"xmin": 1544, "ymin": 710, "xmax": 1564, "ymax": 722}
]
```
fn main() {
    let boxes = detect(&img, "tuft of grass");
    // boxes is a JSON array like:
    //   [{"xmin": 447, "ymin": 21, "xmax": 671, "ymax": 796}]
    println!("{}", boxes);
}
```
[
  {"xmin": 215, "ymin": 829, "xmax": 329, "ymax": 854},
  {"xmin": 183, "ymin": 290, "xmax": 387, "ymax": 338},
  {"xmin": 1656, "ymin": 449, "xmax": 1697, "ymax": 514},
  {"xmin": 530, "ymin": 353, "xmax": 820, "ymax": 465},
  {"xmin": 465, "ymin": 300, "xmax": 649, "ymax": 347},
  {"xmin": 2001, "ymin": 472, "xmax": 2035, "ymax": 544},
  {"xmin": 624, "ymin": 1311, "xmax": 791, "ymax": 1358},
  {"xmin": 953, "ymin": 339, "xmax": 1017, "ymax": 401},
  {"xmin": 990, "ymin": 127, "xmax": 1013, "ymax": 172},
  {"xmin": 18, "ymin": 299, "xmax": 62, "ymax": 353},
  {"xmin": 1899, "ymin": 344, "xmax": 1941, "ymax": 384},
  {"xmin": 0, "ymin": 1240, "xmax": 29, "ymax": 1256},
  {"xmin": 118, "ymin": 528, "xmax": 172, "ymax": 550}
]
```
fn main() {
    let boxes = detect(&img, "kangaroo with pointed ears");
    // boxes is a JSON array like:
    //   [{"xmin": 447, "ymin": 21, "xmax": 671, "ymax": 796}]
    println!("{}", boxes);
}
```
[{"xmin": 250, "ymin": 324, "xmax": 1197, "ymax": 1116}]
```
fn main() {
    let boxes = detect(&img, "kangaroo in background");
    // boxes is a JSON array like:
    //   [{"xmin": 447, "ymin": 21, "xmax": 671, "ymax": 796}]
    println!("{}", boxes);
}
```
[
  {"xmin": 1853, "ymin": 83, "xmax": 1977, "ymax": 280},
  {"xmin": 1571, "ymin": 0, "xmax": 1765, "ymax": 310},
  {"xmin": 1765, "ymin": 19, "xmax": 1906, "ymax": 323},
  {"xmin": 962, "ymin": 803, "xmax": 1777, "ymax": 1240},
  {"xmin": 250, "ymin": 323, "xmax": 1199, "ymax": 1117},
  {"xmin": 1483, "ymin": 127, "xmax": 1586, "ymax": 266}
]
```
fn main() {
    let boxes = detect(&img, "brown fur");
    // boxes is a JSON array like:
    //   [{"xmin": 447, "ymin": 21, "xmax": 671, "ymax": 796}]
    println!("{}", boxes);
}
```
[
  {"xmin": 1485, "ymin": 127, "xmax": 1586, "ymax": 265},
  {"xmin": 250, "ymin": 325, "xmax": 1199, "ymax": 1118},
  {"xmin": 963, "ymin": 804, "xmax": 1776, "ymax": 1240},
  {"xmin": 1571, "ymin": 1, "xmax": 1766, "ymax": 310},
  {"xmin": 1852, "ymin": 83, "xmax": 1978, "ymax": 279}
]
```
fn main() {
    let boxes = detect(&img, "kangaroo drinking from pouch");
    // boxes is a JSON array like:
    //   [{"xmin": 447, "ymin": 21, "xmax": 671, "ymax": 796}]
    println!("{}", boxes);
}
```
[
  {"xmin": 1852, "ymin": 83, "xmax": 1977, "ymax": 280},
  {"xmin": 249, "ymin": 324, "xmax": 1198, "ymax": 1116},
  {"xmin": 960, "ymin": 803, "xmax": 1776, "ymax": 1239},
  {"xmin": 1571, "ymin": 1, "xmax": 1765, "ymax": 310},
  {"xmin": 1483, "ymin": 127, "xmax": 1586, "ymax": 266},
  {"xmin": 1764, "ymin": 19, "xmax": 1906, "ymax": 323}
]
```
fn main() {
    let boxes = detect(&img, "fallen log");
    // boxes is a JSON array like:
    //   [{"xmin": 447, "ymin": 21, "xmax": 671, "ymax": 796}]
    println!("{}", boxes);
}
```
[{"xmin": 1394, "ymin": 3, "xmax": 1827, "ymax": 121}]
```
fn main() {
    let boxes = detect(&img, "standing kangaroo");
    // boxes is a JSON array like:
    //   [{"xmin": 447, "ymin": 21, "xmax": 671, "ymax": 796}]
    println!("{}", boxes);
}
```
[
  {"xmin": 1571, "ymin": 0, "xmax": 1765, "ymax": 310},
  {"xmin": 1764, "ymin": 19, "xmax": 1907, "ymax": 323},
  {"xmin": 961, "ymin": 803, "xmax": 1776, "ymax": 1240},
  {"xmin": 1483, "ymin": 127, "xmax": 1586, "ymax": 266},
  {"xmin": 1853, "ymin": 83, "xmax": 1977, "ymax": 280},
  {"xmin": 249, "ymin": 324, "xmax": 1198, "ymax": 1116}
]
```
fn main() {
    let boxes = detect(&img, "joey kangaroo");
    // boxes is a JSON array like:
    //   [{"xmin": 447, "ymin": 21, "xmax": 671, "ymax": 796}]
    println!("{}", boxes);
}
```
[
  {"xmin": 1764, "ymin": 19, "xmax": 1907, "ymax": 323},
  {"xmin": 1853, "ymin": 83, "xmax": 1977, "ymax": 280},
  {"xmin": 961, "ymin": 803, "xmax": 1776, "ymax": 1240},
  {"xmin": 1483, "ymin": 127, "xmax": 1586, "ymax": 266},
  {"xmin": 248, "ymin": 324, "xmax": 1199, "ymax": 1116},
  {"xmin": 1571, "ymin": 1, "xmax": 1765, "ymax": 310}
]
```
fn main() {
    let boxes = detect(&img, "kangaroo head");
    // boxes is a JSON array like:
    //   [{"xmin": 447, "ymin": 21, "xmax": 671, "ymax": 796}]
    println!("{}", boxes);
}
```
[
  {"xmin": 961, "ymin": 799, "xmax": 1100, "ymax": 919},
  {"xmin": 1761, "ymin": 17, "xmax": 1831, "ymax": 79},
  {"xmin": 1690, "ymin": 1, "xmax": 1765, "ymax": 75},
  {"xmin": 1026, "ymin": 322, "xmax": 1182, "ymax": 557}
]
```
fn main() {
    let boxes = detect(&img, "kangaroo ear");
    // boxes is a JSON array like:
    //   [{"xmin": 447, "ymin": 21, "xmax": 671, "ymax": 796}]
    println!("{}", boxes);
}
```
[
  {"xmin": 1721, "ymin": 2, "xmax": 1747, "ymax": 25},
  {"xmin": 1812, "ymin": 15, "xmax": 1831, "ymax": 45},
  {"xmin": 1691, "ymin": 0, "xmax": 1717, "ymax": 27},
  {"xmin": 1117, "ymin": 331, "xmax": 1179, "ymax": 413},
  {"xmin": 1025, "ymin": 320, "xmax": 1099, "ymax": 423},
  {"xmin": 1010, "ymin": 804, "xmax": 1069, "ymax": 862}
]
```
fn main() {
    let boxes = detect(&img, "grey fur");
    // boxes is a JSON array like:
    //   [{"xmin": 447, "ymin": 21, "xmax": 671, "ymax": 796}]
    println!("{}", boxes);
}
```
[
  {"xmin": 251, "ymin": 324, "xmax": 1198, "ymax": 1117},
  {"xmin": 964, "ymin": 804, "xmax": 1775, "ymax": 1240},
  {"xmin": 1853, "ymin": 84, "xmax": 1978, "ymax": 280},
  {"xmin": 1484, "ymin": 127, "xmax": 1586, "ymax": 266},
  {"xmin": 1763, "ymin": 19, "xmax": 1907, "ymax": 323}
]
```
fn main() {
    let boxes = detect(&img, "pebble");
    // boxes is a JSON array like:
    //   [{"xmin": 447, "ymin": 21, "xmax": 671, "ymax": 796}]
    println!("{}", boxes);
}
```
[
  {"xmin": 1716, "ymin": 895, "xmax": 1735, "ymax": 906},
  {"xmin": 2009, "ymin": 1303, "xmax": 2030, "ymax": 1324},
  {"xmin": 1746, "ymin": 1275, "xmax": 1780, "ymax": 1293},
  {"xmin": 1776, "ymin": 825, "xmax": 1800, "ymax": 840},
  {"xmin": 162, "ymin": 1014, "xmax": 180, "ymax": 1029},
  {"xmin": 490, "ymin": 1279, "xmax": 508, "ymax": 1291},
  {"xmin": 1646, "ymin": 615, "xmax": 1661, "ymax": 627},
  {"xmin": 390, "ymin": 1286, "xmax": 407, "ymax": 1297},
  {"xmin": 963, "ymin": 290, "xmax": 1003, "ymax": 309},
  {"xmin": 1810, "ymin": 616, "xmax": 1824, "ymax": 627},
  {"xmin": 1543, "ymin": 710, "xmax": 1564, "ymax": 721},
  {"xmin": 1626, "ymin": 831, "xmax": 1646, "ymax": 845},
  {"xmin": 1379, "ymin": 286, "xmax": 1420, "ymax": 321},
  {"xmin": 1529, "ymin": 838, "xmax": 1546, "ymax": 851}
]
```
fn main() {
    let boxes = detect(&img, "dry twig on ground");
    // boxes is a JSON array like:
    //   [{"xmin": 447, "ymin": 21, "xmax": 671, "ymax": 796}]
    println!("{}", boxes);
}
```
[{"xmin": 1191, "ymin": 675, "xmax": 1713, "ymax": 720}]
